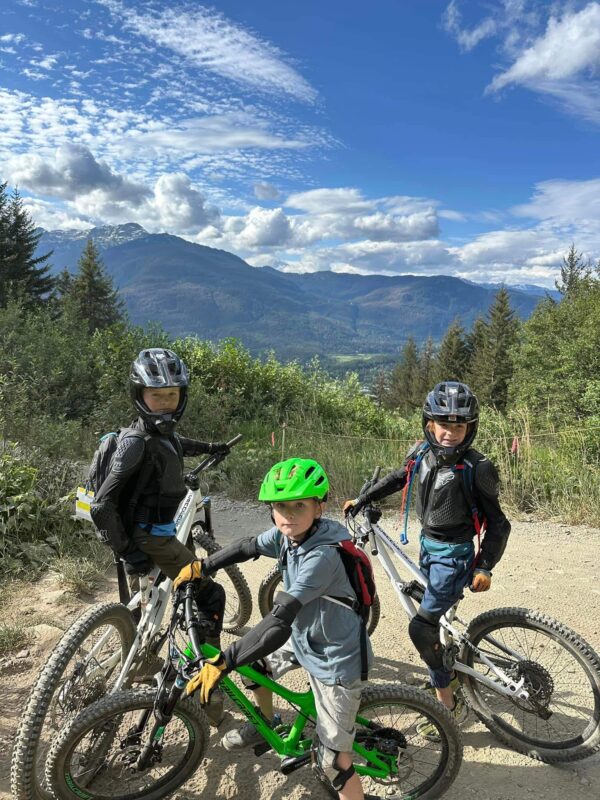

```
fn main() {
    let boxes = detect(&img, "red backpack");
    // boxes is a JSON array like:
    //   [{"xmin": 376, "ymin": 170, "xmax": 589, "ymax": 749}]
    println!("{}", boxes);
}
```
[{"xmin": 323, "ymin": 541, "xmax": 376, "ymax": 681}]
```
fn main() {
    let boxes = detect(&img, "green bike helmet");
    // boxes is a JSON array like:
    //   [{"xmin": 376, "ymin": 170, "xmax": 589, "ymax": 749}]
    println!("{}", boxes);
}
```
[{"xmin": 259, "ymin": 458, "xmax": 330, "ymax": 502}]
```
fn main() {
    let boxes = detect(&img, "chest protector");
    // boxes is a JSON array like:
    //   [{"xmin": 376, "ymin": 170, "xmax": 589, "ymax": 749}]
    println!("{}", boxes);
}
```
[
  {"xmin": 415, "ymin": 448, "xmax": 481, "ymax": 531},
  {"xmin": 135, "ymin": 434, "xmax": 188, "ymax": 524}
]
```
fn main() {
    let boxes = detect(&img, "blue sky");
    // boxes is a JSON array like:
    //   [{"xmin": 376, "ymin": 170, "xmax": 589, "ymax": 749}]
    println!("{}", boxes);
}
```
[{"xmin": 1, "ymin": 0, "xmax": 599, "ymax": 286}]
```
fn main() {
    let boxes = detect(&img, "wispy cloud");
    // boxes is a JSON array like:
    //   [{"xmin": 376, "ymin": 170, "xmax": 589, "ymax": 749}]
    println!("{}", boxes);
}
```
[
  {"xmin": 444, "ymin": 1, "xmax": 600, "ymax": 124},
  {"xmin": 98, "ymin": 0, "xmax": 317, "ymax": 103}
]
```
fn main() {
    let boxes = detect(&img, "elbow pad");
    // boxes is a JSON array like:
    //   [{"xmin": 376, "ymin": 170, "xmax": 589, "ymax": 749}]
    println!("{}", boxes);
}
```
[
  {"xmin": 225, "ymin": 592, "xmax": 301, "ymax": 669},
  {"xmin": 203, "ymin": 537, "xmax": 258, "ymax": 575}
]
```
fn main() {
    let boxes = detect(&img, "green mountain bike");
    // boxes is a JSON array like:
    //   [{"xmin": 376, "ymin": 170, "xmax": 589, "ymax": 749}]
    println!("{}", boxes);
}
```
[{"xmin": 46, "ymin": 583, "xmax": 463, "ymax": 800}]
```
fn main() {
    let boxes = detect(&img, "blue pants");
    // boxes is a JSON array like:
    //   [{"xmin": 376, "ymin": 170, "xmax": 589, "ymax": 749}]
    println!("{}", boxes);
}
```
[{"xmin": 419, "ymin": 537, "xmax": 474, "ymax": 689}]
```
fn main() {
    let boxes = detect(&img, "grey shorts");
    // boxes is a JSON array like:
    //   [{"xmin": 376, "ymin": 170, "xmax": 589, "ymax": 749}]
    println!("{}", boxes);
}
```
[{"xmin": 266, "ymin": 642, "xmax": 363, "ymax": 753}]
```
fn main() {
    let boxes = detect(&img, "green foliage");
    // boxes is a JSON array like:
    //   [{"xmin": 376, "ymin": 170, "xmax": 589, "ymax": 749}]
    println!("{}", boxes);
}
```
[
  {"xmin": 510, "ymin": 278, "xmax": 600, "ymax": 419},
  {"xmin": 434, "ymin": 319, "xmax": 468, "ymax": 382},
  {"xmin": 0, "ymin": 445, "xmax": 85, "ymax": 579}
]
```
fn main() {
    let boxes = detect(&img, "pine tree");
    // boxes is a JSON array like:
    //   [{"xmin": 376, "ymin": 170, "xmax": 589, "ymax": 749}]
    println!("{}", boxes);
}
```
[
  {"xmin": 434, "ymin": 320, "xmax": 468, "ymax": 383},
  {"xmin": 372, "ymin": 368, "xmax": 388, "ymax": 408},
  {"xmin": 484, "ymin": 288, "xmax": 518, "ymax": 411},
  {"xmin": 69, "ymin": 239, "xmax": 125, "ymax": 333},
  {"xmin": 418, "ymin": 337, "xmax": 435, "ymax": 398},
  {"xmin": 556, "ymin": 244, "xmax": 592, "ymax": 297},
  {"xmin": 0, "ymin": 187, "xmax": 54, "ymax": 307},
  {"xmin": 465, "ymin": 316, "xmax": 489, "ymax": 399},
  {"xmin": 386, "ymin": 337, "xmax": 421, "ymax": 414}
]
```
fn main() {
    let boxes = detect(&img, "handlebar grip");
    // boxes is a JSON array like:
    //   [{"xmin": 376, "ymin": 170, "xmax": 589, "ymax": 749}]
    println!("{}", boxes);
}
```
[{"xmin": 226, "ymin": 433, "xmax": 243, "ymax": 447}]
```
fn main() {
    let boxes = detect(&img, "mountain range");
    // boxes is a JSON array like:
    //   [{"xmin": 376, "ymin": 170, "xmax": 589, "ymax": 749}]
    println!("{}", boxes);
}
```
[{"xmin": 37, "ymin": 224, "xmax": 547, "ymax": 361}]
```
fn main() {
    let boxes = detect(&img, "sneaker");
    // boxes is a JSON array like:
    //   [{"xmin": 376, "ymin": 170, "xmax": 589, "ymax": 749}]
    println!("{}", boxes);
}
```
[
  {"xmin": 221, "ymin": 713, "xmax": 281, "ymax": 751},
  {"xmin": 421, "ymin": 674, "xmax": 461, "ymax": 696},
  {"xmin": 416, "ymin": 696, "xmax": 466, "ymax": 742}
]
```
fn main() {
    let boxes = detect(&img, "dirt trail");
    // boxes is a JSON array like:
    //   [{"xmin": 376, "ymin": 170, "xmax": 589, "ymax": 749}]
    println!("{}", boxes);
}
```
[{"xmin": 1, "ymin": 495, "xmax": 599, "ymax": 800}]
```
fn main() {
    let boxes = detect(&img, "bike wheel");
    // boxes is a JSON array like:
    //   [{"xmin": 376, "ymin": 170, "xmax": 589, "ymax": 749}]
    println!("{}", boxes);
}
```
[
  {"xmin": 46, "ymin": 688, "xmax": 209, "ymax": 800},
  {"xmin": 258, "ymin": 564, "xmax": 381, "ymax": 636},
  {"xmin": 315, "ymin": 684, "xmax": 462, "ymax": 799},
  {"xmin": 11, "ymin": 603, "xmax": 136, "ymax": 800},
  {"xmin": 192, "ymin": 527, "xmax": 252, "ymax": 632},
  {"xmin": 460, "ymin": 606, "xmax": 600, "ymax": 762}
]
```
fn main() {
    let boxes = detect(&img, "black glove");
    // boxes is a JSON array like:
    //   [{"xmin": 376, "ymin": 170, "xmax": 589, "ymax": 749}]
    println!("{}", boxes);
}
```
[
  {"xmin": 122, "ymin": 547, "xmax": 153, "ymax": 576},
  {"xmin": 209, "ymin": 442, "xmax": 231, "ymax": 456}
]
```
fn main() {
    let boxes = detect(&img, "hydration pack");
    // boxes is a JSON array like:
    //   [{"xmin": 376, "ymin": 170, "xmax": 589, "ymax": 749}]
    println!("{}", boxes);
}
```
[{"xmin": 76, "ymin": 428, "xmax": 153, "ymax": 529}]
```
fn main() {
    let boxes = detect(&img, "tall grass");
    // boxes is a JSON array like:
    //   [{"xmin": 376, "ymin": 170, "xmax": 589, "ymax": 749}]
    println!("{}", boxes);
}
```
[{"xmin": 218, "ymin": 410, "xmax": 600, "ymax": 526}]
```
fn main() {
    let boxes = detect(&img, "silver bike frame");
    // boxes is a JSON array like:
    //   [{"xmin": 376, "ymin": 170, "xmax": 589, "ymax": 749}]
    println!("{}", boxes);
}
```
[{"xmin": 355, "ymin": 515, "xmax": 531, "ymax": 702}]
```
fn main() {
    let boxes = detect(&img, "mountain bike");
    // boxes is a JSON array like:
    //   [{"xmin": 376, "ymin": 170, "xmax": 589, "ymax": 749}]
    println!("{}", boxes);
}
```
[
  {"xmin": 344, "ymin": 467, "xmax": 600, "ymax": 764},
  {"xmin": 46, "ymin": 581, "xmax": 463, "ymax": 800},
  {"xmin": 11, "ymin": 435, "xmax": 252, "ymax": 800}
]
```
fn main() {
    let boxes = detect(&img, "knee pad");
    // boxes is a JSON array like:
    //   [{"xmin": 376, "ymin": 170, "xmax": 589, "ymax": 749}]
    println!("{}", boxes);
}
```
[
  {"xmin": 408, "ymin": 613, "xmax": 444, "ymax": 671},
  {"xmin": 241, "ymin": 658, "xmax": 272, "ymax": 690},
  {"xmin": 311, "ymin": 737, "xmax": 355, "ymax": 792}
]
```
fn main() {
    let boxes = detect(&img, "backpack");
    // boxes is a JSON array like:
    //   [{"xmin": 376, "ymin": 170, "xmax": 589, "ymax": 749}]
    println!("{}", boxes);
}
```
[
  {"xmin": 278, "ymin": 536, "xmax": 376, "ymax": 681},
  {"xmin": 399, "ymin": 440, "xmax": 486, "ymax": 559},
  {"xmin": 76, "ymin": 428, "xmax": 154, "ymax": 536}
]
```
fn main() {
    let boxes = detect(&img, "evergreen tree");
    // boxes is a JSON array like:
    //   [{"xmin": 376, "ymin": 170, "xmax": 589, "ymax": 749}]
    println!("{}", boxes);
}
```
[
  {"xmin": 418, "ymin": 337, "xmax": 435, "ymax": 397},
  {"xmin": 372, "ymin": 368, "xmax": 388, "ymax": 408},
  {"xmin": 386, "ymin": 337, "xmax": 421, "ymax": 415},
  {"xmin": 556, "ymin": 244, "xmax": 592, "ymax": 297},
  {"xmin": 465, "ymin": 315, "xmax": 489, "ymax": 398},
  {"xmin": 69, "ymin": 239, "xmax": 125, "ymax": 333},
  {"xmin": 0, "ymin": 186, "xmax": 54, "ymax": 308},
  {"xmin": 434, "ymin": 319, "xmax": 468, "ymax": 383},
  {"xmin": 483, "ymin": 288, "xmax": 518, "ymax": 411}
]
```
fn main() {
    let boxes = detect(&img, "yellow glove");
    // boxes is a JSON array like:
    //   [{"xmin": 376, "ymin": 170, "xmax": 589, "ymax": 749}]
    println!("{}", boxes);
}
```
[
  {"xmin": 471, "ymin": 571, "xmax": 492, "ymax": 593},
  {"xmin": 173, "ymin": 559, "xmax": 204, "ymax": 591},
  {"xmin": 186, "ymin": 654, "xmax": 228, "ymax": 704}
]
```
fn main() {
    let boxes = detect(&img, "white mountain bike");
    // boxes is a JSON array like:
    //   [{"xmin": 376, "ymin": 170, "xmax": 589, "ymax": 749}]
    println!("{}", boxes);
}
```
[
  {"xmin": 344, "ymin": 467, "xmax": 600, "ymax": 764},
  {"xmin": 11, "ymin": 434, "xmax": 251, "ymax": 800}
]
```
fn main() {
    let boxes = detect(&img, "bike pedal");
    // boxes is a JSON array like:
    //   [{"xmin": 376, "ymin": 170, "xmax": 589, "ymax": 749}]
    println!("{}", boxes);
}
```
[
  {"xmin": 253, "ymin": 741, "xmax": 273, "ymax": 757},
  {"xmin": 401, "ymin": 580, "xmax": 425, "ymax": 602}
]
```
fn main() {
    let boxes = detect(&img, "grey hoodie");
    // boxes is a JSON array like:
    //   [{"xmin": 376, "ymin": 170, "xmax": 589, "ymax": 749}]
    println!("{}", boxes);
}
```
[{"xmin": 256, "ymin": 518, "xmax": 373, "ymax": 685}]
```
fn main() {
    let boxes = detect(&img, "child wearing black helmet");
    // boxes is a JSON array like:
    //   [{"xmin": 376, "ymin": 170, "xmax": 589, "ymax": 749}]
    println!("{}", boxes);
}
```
[
  {"xmin": 344, "ymin": 381, "xmax": 510, "ymax": 732},
  {"xmin": 90, "ymin": 348, "xmax": 231, "ymax": 580}
]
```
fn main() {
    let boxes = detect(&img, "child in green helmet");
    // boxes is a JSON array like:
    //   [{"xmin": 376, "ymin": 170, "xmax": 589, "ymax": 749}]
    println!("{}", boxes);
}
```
[{"xmin": 174, "ymin": 458, "xmax": 374, "ymax": 800}]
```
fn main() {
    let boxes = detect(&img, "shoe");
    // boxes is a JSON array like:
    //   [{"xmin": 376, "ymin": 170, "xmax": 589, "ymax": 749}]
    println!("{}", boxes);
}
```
[
  {"xmin": 221, "ymin": 713, "xmax": 281, "ymax": 751},
  {"xmin": 416, "ymin": 695, "xmax": 466, "ymax": 742},
  {"xmin": 421, "ymin": 674, "xmax": 461, "ymax": 696}
]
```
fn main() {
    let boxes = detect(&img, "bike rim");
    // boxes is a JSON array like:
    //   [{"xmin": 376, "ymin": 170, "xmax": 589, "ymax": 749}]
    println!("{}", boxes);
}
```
[
  {"xmin": 470, "ymin": 621, "xmax": 600, "ymax": 749},
  {"xmin": 37, "ymin": 621, "xmax": 126, "ymax": 792},
  {"xmin": 61, "ymin": 707, "xmax": 197, "ymax": 800},
  {"xmin": 355, "ymin": 700, "xmax": 451, "ymax": 797}
]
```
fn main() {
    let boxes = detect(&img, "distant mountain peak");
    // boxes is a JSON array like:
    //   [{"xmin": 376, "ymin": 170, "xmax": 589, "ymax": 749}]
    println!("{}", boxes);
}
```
[{"xmin": 38, "ymin": 222, "xmax": 148, "ymax": 250}]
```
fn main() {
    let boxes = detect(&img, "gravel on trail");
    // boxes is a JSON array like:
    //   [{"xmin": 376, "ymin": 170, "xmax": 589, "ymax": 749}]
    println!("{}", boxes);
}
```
[{"xmin": 1, "ymin": 494, "xmax": 599, "ymax": 800}]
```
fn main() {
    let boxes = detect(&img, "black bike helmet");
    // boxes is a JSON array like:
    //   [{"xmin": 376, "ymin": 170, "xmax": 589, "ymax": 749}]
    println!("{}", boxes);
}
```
[
  {"xmin": 129, "ymin": 348, "xmax": 189, "ymax": 434},
  {"xmin": 422, "ymin": 381, "xmax": 479, "ymax": 465}
]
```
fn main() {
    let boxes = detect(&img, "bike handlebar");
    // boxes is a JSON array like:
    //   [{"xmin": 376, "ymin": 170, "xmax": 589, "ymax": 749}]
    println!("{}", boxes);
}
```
[{"xmin": 188, "ymin": 433, "xmax": 243, "ymax": 479}]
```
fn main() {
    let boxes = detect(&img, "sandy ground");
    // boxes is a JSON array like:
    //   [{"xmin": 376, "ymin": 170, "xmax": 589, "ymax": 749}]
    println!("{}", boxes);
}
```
[{"xmin": 1, "ymin": 495, "xmax": 600, "ymax": 800}]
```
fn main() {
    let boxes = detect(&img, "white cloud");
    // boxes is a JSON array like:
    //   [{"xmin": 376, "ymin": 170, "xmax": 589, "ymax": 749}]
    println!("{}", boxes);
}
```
[
  {"xmin": 99, "ymin": 0, "xmax": 317, "ymax": 103},
  {"xmin": 513, "ymin": 177, "xmax": 600, "ymax": 223},
  {"xmin": 442, "ymin": 1, "xmax": 497, "ymax": 51},
  {"xmin": 8, "ymin": 143, "xmax": 149, "ymax": 202},
  {"xmin": 0, "ymin": 33, "xmax": 26, "ymax": 45},
  {"xmin": 254, "ymin": 182, "xmax": 281, "ymax": 200},
  {"xmin": 488, "ymin": 3, "xmax": 600, "ymax": 91}
]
